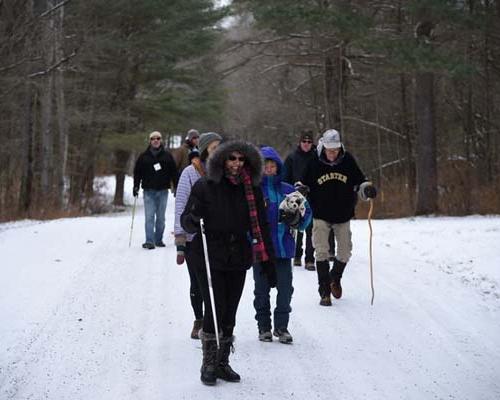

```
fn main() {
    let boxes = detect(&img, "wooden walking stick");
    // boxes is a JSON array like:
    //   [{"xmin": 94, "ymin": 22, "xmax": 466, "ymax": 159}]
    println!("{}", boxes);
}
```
[{"xmin": 368, "ymin": 199, "xmax": 375, "ymax": 305}]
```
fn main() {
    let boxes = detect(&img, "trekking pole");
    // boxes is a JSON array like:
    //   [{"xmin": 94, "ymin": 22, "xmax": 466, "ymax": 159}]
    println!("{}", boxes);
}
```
[
  {"xmin": 368, "ymin": 199, "xmax": 375, "ymax": 305},
  {"xmin": 200, "ymin": 218, "xmax": 220, "ymax": 349},
  {"xmin": 128, "ymin": 196, "xmax": 137, "ymax": 248}
]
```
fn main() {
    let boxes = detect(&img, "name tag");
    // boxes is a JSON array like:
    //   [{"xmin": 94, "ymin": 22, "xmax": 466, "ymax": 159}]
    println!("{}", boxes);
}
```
[{"xmin": 153, "ymin": 163, "xmax": 162, "ymax": 171}]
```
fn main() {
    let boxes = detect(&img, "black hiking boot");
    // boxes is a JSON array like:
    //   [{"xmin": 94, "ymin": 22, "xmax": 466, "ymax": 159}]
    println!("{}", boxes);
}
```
[
  {"xmin": 319, "ymin": 296, "xmax": 332, "ymax": 306},
  {"xmin": 200, "ymin": 331, "xmax": 218, "ymax": 385},
  {"xmin": 142, "ymin": 242, "xmax": 155, "ymax": 250},
  {"xmin": 215, "ymin": 336, "xmax": 240, "ymax": 382},
  {"xmin": 155, "ymin": 241, "xmax": 166, "ymax": 247},
  {"xmin": 316, "ymin": 260, "xmax": 332, "ymax": 305}
]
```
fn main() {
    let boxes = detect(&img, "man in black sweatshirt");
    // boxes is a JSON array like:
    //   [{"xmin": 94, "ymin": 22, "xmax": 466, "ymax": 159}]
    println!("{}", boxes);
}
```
[
  {"xmin": 133, "ymin": 131, "xmax": 178, "ymax": 249},
  {"xmin": 301, "ymin": 129, "xmax": 377, "ymax": 306}
]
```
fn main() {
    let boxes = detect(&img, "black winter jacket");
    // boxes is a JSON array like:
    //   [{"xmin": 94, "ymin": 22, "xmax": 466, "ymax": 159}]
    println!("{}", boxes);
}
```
[
  {"xmin": 282, "ymin": 146, "xmax": 317, "ymax": 185},
  {"xmin": 133, "ymin": 146, "xmax": 178, "ymax": 191},
  {"xmin": 181, "ymin": 141, "xmax": 275, "ymax": 272},
  {"xmin": 303, "ymin": 149, "xmax": 367, "ymax": 224}
]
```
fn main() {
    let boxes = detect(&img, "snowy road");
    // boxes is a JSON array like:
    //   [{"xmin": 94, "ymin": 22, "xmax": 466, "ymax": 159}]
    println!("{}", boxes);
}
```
[{"xmin": 1, "ymin": 199, "xmax": 499, "ymax": 400}]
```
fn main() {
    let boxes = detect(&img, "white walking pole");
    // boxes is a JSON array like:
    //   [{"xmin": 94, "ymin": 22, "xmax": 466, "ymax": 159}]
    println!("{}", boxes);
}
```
[
  {"xmin": 368, "ymin": 199, "xmax": 375, "ymax": 305},
  {"xmin": 129, "ymin": 196, "xmax": 137, "ymax": 248},
  {"xmin": 200, "ymin": 218, "xmax": 220, "ymax": 349}
]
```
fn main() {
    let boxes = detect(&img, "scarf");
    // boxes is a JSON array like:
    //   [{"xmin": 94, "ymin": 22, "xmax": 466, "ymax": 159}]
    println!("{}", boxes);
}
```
[{"xmin": 227, "ymin": 166, "xmax": 269, "ymax": 263}]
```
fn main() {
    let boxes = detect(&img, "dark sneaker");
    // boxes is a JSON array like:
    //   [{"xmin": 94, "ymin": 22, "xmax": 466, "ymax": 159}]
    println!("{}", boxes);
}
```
[
  {"xmin": 330, "ymin": 279, "xmax": 342, "ymax": 299},
  {"xmin": 319, "ymin": 296, "xmax": 332, "ymax": 306},
  {"xmin": 258, "ymin": 330, "xmax": 272, "ymax": 342},
  {"xmin": 155, "ymin": 241, "xmax": 166, "ymax": 247},
  {"xmin": 293, "ymin": 257, "xmax": 302, "ymax": 267},
  {"xmin": 142, "ymin": 242, "xmax": 155, "ymax": 250},
  {"xmin": 273, "ymin": 328, "xmax": 293, "ymax": 344},
  {"xmin": 305, "ymin": 261, "xmax": 315, "ymax": 271}
]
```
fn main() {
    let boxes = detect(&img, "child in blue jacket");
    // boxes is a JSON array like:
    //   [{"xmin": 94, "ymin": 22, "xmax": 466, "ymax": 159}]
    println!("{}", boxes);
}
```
[{"xmin": 253, "ymin": 146, "xmax": 312, "ymax": 344}]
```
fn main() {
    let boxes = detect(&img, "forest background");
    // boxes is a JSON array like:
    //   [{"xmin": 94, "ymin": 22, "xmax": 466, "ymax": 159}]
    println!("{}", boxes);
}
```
[{"xmin": 1, "ymin": 0, "xmax": 499, "ymax": 221}]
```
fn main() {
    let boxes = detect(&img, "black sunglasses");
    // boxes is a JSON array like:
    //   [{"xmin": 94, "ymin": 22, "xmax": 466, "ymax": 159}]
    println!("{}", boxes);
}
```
[
  {"xmin": 228, "ymin": 155, "xmax": 245, "ymax": 162},
  {"xmin": 301, "ymin": 139, "xmax": 313, "ymax": 144},
  {"xmin": 150, "ymin": 137, "xmax": 161, "ymax": 141}
]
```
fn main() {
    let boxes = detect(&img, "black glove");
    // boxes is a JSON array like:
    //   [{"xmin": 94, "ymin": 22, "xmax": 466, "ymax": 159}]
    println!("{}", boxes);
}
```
[
  {"xmin": 294, "ymin": 182, "xmax": 310, "ymax": 196},
  {"xmin": 133, "ymin": 187, "xmax": 139, "ymax": 197},
  {"xmin": 261, "ymin": 260, "xmax": 277, "ymax": 288},
  {"xmin": 279, "ymin": 209, "xmax": 301, "ymax": 229},
  {"xmin": 364, "ymin": 185, "xmax": 377, "ymax": 199}
]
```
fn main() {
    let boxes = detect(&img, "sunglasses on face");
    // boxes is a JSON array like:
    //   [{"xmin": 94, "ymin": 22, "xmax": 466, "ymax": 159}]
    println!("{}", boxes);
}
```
[
  {"xmin": 150, "ymin": 137, "xmax": 161, "ymax": 141},
  {"xmin": 228, "ymin": 155, "xmax": 245, "ymax": 162},
  {"xmin": 301, "ymin": 140, "xmax": 313, "ymax": 144}
]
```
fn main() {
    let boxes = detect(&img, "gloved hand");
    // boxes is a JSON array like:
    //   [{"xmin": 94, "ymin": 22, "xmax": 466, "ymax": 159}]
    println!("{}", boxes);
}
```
[
  {"xmin": 364, "ymin": 185, "xmax": 377, "ymax": 199},
  {"xmin": 133, "ymin": 187, "xmax": 139, "ymax": 197},
  {"xmin": 261, "ymin": 260, "xmax": 277, "ymax": 288},
  {"xmin": 176, "ymin": 245, "xmax": 186, "ymax": 265},
  {"xmin": 175, "ymin": 235, "xmax": 187, "ymax": 265},
  {"xmin": 279, "ymin": 209, "xmax": 301, "ymax": 229},
  {"xmin": 294, "ymin": 181, "xmax": 310, "ymax": 196}
]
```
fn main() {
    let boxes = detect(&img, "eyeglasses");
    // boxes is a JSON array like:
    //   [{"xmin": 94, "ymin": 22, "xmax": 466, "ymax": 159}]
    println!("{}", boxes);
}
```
[
  {"xmin": 228, "ymin": 155, "xmax": 245, "ymax": 162},
  {"xmin": 150, "ymin": 137, "xmax": 161, "ymax": 141},
  {"xmin": 301, "ymin": 140, "xmax": 313, "ymax": 144}
]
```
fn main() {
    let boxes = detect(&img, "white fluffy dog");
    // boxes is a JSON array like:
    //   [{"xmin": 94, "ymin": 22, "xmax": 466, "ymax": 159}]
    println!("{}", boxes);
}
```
[
  {"xmin": 279, "ymin": 191, "xmax": 307, "ymax": 216},
  {"xmin": 279, "ymin": 191, "xmax": 307, "ymax": 228}
]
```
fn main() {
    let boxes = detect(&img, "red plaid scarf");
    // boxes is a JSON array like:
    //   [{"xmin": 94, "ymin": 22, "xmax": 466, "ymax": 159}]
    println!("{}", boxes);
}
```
[{"xmin": 227, "ymin": 167, "xmax": 269, "ymax": 263}]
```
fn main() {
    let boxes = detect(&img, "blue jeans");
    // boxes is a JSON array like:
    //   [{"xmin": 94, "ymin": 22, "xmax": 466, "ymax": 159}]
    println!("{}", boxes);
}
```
[
  {"xmin": 253, "ymin": 258, "xmax": 294, "ymax": 331},
  {"xmin": 143, "ymin": 189, "xmax": 168, "ymax": 244}
]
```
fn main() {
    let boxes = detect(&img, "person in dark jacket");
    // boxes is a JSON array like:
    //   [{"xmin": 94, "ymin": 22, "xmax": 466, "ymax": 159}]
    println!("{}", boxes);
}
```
[
  {"xmin": 172, "ymin": 128, "xmax": 200, "ymax": 173},
  {"xmin": 283, "ymin": 130, "xmax": 317, "ymax": 270},
  {"xmin": 181, "ymin": 140, "xmax": 277, "ymax": 386},
  {"xmin": 174, "ymin": 132, "xmax": 223, "ymax": 340},
  {"xmin": 302, "ymin": 129, "xmax": 377, "ymax": 306},
  {"xmin": 133, "ymin": 131, "xmax": 178, "ymax": 249},
  {"xmin": 253, "ymin": 146, "xmax": 312, "ymax": 344}
]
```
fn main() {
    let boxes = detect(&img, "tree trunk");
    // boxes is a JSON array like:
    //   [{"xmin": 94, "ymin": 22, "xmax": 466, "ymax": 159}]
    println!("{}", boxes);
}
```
[
  {"xmin": 39, "ymin": 0, "xmax": 56, "ymax": 209},
  {"xmin": 400, "ymin": 74, "xmax": 415, "ymax": 201},
  {"xmin": 53, "ymin": 4, "xmax": 67, "ymax": 209},
  {"xmin": 19, "ymin": 84, "xmax": 36, "ymax": 214},
  {"xmin": 414, "ymin": 7, "xmax": 438, "ymax": 215},
  {"xmin": 414, "ymin": 72, "xmax": 438, "ymax": 215},
  {"xmin": 113, "ymin": 149, "xmax": 130, "ymax": 206}
]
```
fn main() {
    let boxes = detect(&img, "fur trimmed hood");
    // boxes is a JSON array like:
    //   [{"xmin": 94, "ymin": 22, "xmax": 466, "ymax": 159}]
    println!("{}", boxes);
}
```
[{"xmin": 206, "ymin": 140, "xmax": 263, "ymax": 186}]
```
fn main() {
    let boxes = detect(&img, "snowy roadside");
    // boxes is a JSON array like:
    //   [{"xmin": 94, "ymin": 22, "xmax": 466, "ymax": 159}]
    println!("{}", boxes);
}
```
[{"xmin": 1, "ymin": 177, "xmax": 499, "ymax": 400}]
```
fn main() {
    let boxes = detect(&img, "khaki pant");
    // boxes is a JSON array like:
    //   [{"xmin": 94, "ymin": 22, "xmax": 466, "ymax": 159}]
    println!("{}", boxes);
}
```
[{"xmin": 312, "ymin": 218, "xmax": 352, "ymax": 263}]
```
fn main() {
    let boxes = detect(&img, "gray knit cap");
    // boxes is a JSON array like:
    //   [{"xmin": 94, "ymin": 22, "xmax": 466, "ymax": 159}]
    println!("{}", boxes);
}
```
[
  {"xmin": 198, "ymin": 132, "xmax": 222, "ymax": 155},
  {"xmin": 186, "ymin": 129, "xmax": 199, "ymax": 140}
]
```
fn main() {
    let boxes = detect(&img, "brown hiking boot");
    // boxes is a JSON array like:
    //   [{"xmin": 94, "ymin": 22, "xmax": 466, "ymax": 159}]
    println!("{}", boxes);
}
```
[
  {"xmin": 319, "ymin": 296, "xmax": 332, "ymax": 306},
  {"xmin": 330, "ymin": 279, "xmax": 342, "ymax": 299},
  {"xmin": 191, "ymin": 319, "xmax": 203, "ymax": 339}
]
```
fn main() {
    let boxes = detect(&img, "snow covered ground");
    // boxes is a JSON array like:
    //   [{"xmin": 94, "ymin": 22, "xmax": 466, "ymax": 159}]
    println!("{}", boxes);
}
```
[{"xmin": 1, "ymin": 177, "xmax": 499, "ymax": 400}]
